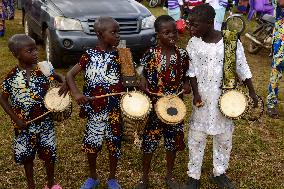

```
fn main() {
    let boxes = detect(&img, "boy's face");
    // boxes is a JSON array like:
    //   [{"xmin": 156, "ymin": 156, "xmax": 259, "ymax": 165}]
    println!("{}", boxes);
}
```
[
  {"xmin": 17, "ymin": 40, "xmax": 38, "ymax": 66},
  {"xmin": 188, "ymin": 17, "xmax": 211, "ymax": 38},
  {"xmin": 98, "ymin": 21, "xmax": 120, "ymax": 47},
  {"xmin": 157, "ymin": 21, "xmax": 178, "ymax": 48}
]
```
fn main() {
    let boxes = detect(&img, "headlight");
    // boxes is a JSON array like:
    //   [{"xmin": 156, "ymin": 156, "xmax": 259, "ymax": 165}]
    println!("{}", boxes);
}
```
[
  {"xmin": 141, "ymin": 15, "xmax": 155, "ymax": 29},
  {"xmin": 54, "ymin": 16, "xmax": 83, "ymax": 31}
]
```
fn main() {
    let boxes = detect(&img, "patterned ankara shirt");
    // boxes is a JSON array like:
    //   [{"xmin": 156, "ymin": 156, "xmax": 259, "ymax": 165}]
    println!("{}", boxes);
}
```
[
  {"xmin": 78, "ymin": 48, "xmax": 124, "ymax": 121},
  {"xmin": 1, "ymin": 65, "xmax": 53, "ymax": 131},
  {"xmin": 140, "ymin": 46, "xmax": 189, "ymax": 98}
]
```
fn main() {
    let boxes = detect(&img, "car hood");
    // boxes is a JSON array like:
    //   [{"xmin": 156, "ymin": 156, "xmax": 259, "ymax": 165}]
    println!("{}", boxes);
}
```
[{"xmin": 51, "ymin": 0, "xmax": 150, "ymax": 20}]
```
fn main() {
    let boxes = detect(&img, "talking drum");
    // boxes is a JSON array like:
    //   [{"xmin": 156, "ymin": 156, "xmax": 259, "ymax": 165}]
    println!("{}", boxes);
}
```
[
  {"xmin": 219, "ymin": 90, "xmax": 248, "ymax": 120},
  {"xmin": 44, "ymin": 87, "xmax": 72, "ymax": 122},
  {"xmin": 155, "ymin": 95, "xmax": 187, "ymax": 125},
  {"xmin": 120, "ymin": 91, "xmax": 152, "ymax": 142}
]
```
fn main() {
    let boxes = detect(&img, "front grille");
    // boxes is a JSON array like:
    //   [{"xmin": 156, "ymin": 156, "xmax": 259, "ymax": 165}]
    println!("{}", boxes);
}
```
[{"xmin": 87, "ymin": 18, "xmax": 139, "ymax": 34}]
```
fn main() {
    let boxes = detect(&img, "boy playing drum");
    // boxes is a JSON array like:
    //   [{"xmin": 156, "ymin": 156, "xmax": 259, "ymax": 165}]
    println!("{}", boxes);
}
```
[
  {"xmin": 66, "ymin": 17, "xmax": 124, "ymax": 189},
  {"xmin": 0, "ymin": 34, "xmax": 67, "ymax": 189},
  {"xmin": 135, "ymin": 15, "xmax": 190, "ymax": 189}
]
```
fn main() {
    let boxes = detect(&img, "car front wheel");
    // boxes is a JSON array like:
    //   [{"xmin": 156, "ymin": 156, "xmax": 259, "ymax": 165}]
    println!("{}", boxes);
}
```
[
  {"xmin": 24, "ymin": 14, "xmax": 37, "ymax": 39},
  {"xmin": 44, "ymin": 28, "xmax": 62, "ymax": 68}
]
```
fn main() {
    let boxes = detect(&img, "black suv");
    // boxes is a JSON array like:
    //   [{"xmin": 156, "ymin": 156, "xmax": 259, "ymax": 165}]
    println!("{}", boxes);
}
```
[{"xmin": 22, "ymin": 0, "xmax": 156, "ymax": 67}]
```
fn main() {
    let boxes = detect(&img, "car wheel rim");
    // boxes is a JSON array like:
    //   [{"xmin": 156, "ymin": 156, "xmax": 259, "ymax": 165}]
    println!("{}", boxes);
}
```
[
  {"xmin": 24, "ymin": 20, "xmax": 29, "ymax": 36},
  {"xmin": 45, "ymin": 36, "xmax": 50, "ymax": 62}
]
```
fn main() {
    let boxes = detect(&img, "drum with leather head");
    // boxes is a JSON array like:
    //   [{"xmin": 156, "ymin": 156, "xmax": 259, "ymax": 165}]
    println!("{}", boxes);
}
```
[
  {"xmin": 155, "ymin": 95, "xmax": 187, "ymax": 125},
  {"xmin": 219, "ymin": 89, "xmax": 249, "ymax": 119},
  {"xmin": 44, "ymin": 87, "xmax": 72, "ymax": 122}
]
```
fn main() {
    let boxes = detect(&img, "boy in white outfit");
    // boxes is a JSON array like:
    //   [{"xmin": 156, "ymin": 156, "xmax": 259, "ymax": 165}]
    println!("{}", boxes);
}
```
[{"xmin": 183, "ymin": 4, "xmax": 258, "ymax": 189}]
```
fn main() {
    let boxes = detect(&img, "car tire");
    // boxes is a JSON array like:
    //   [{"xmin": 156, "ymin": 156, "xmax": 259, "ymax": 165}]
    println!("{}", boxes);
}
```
[
  {"xmin": 44, "ymin": 28, "xmax": 62, "ymax": 68},
  {"xmin": 248, "ymin": 41, "xmax": 262, "ymax": 54},
  {"xmin": 24, "ymin": 14, "xmax": 37, "ymax": 40}
]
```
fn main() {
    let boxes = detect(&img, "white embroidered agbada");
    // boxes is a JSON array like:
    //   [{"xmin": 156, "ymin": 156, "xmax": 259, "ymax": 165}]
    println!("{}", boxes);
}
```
[
  {"xmin": 186, "ymin": 36, "xmax": 252, "ymax": 179},
  {"xmin": 186, "ymin": 36, "xmax": 252, "ymax": 135}
]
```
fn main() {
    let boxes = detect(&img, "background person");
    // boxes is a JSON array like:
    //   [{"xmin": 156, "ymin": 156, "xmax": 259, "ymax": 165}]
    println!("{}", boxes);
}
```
[{"xmin": 267, "ymin": 0, "xmax": 284, "ymax": 118}]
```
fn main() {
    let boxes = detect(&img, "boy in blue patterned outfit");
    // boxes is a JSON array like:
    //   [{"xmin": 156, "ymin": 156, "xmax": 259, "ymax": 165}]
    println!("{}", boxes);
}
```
[
  {"xmin": 66, "ymin": 17, "xmax": 124, "ymax": 189},
  {"xmin": 0, "ymin": 34, "xmax": 67, "ymax": 189}
]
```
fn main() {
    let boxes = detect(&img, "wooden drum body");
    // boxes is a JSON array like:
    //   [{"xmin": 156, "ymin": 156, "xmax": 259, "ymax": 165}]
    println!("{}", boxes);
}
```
[
  {"xmin": 120, "ymin": 91, "xmax": 152, "ymax": 142},
  {"xmin": 243, "ymin": 95, "xmax": 264, "ymax": 121}
]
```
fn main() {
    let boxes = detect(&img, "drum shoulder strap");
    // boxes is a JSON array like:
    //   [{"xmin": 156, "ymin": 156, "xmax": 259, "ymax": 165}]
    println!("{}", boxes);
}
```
[{"xmin": 222, "ymin": 30, "xmax": 239, "ymax": 89}]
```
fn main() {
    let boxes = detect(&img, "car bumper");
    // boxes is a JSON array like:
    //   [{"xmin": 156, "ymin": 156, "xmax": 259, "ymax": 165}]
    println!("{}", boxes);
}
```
[{"xmin": 49, "ymin": 29, "xmax": 156, "ymax": 65}]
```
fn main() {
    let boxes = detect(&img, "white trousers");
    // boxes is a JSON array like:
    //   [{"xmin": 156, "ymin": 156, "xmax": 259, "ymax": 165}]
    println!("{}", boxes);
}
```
[{"xmin": 187, "ymin": 129, "xmax": 233, "ymax": 180}]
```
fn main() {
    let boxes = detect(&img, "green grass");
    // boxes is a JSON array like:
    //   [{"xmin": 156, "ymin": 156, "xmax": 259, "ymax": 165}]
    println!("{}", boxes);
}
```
[{"xmin": 0, "ymin": 5, "xmax": 283, "ymax": 189}]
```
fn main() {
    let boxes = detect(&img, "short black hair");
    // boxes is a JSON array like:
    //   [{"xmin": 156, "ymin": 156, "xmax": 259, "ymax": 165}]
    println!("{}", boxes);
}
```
[
  {"xmin": 94, "ymin": 16, "xmax": 118, "ymax": 33},
  {"xmin": 191, "ymin": 3, "xmax": 216, "ymax": 23},
  {"xmin": 154, "ymin": 15, "xmax": 175, "ymax": 32},
  {"xmin": 8, "ymin": 34, "xmax": 35, "ymax": 56}
]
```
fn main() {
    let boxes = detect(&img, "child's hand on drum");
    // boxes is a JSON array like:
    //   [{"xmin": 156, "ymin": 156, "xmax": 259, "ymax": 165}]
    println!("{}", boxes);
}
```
[
  {"xmin": 74, "ymin": 93, "xmax": 89, "ymax": 104},
  {"xmin": 58, "ymin": 81, "xmax": 69, "ymax": 97},
  {"xmin": 15, "ymin": 118, "xmax": 27, "ymax": 129}
]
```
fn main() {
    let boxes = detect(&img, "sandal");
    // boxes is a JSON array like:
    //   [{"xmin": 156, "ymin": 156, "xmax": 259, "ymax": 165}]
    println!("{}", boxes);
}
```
[
  {"xmin": 210, "ymin": 174, "xmax": 236, "ymax": 189},
  {"xmin": 267, "ymin": 107, "xmax": 279, "ymax": 118},
  {"xmin": 165, "ymin": 177, "xmax": 180, "ymax": 189},
  {"xmin": 134, "ymin": 180, "xmax": 148, "ymax": 189},
  {"xmin": 107, "ymin": 179, "xmax": 122, "ymax": 189},
  {"xmin": 182, "ymin": 177, "xmax": 201, "ymax": 189},
  {"xmin": 80, "ymin": 177, "xmax": 100, "ymax": 189}
]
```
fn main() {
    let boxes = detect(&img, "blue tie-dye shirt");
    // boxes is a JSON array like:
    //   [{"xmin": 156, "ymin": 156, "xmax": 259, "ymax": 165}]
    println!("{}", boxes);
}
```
[
  {"xmin": 1, "ymin": 66, "xmax": 53, "ymax": 129},
  {"xmin": 78, "ymin": 47, "xmax": 124, "ymax": 121}
]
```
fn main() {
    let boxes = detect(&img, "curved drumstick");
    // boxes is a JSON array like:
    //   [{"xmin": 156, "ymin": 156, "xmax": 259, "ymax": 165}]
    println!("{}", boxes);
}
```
[
  {"xmin": 26, "ymin": 111, "xmax": 52, "ymax": 124},
  {"xmin": 195, "ymin": 101, "xmax": 205, "ymax": 108},
  {"xmin": 168, "ymin": 89, "xmax": 185, "ymax": 100},
  {"xmin": 87, "ymin": 92, "xmax": 126, "ymax": 100},
  {"xmin": 147, "ymin": 90, "xmax": 164, "ymax": 97},
  {"xmin": 176, "ymin": 89, "xmax": 184, "ymax": 96},
  {"xmin": 27, "ymin": 92, "xmax": 126, "ymax": 124},
  {"xmin": 148, "ymin": 89, "xmax": 185, "ymax": 98}
]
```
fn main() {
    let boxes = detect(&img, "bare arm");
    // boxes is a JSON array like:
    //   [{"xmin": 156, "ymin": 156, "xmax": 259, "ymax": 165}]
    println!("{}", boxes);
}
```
[
  {"xmin": 53, "ymin": 72, "xmax": 65, "ymax": 83},
  {"xmin": 189, "ymin": 76, "xmax": 203, "ymax": 107},
  {"xmin": 0, "ymin": 93, "xmax": 27, "ymax": 128},
  {"xmin": 183, "ymin": 76, "xmax": 191, "ymax": 94},
  {"xmin": 66, "ymin": 64, "xmax": 89, "ymax": 104}
]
